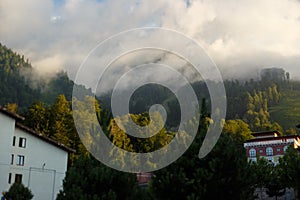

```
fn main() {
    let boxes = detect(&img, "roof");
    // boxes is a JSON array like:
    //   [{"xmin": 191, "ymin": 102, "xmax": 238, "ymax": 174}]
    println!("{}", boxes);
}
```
[
  {"xmin": 0, "ymin": 106, "xmax": 75, "ymax": 153},
  {"xmin": 245, "ymin": 134, "xmax": 299, "ymax": 143},
  {"xmin": 251, "ymin": 130, "xmax": 280, "ymax": 137},
  {"xmin": 0, "ymin": 106, "xmax": 25, "ymax": 121},
  {"xmin": 16, "ymin": 123, "xmax": 75, "ymax": 153}
]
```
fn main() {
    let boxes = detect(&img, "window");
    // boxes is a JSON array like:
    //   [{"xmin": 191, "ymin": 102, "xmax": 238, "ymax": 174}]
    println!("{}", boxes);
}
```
[
  {"xmin": 11, "ymin": 154, "xmax": 14, "ymax": 165},
  {"xmin": 12, "ymin": 136, "xmax": 16, "ymax": 146},
  {"xmin": 249, "ymin": 149, "xmax": 256, "ymax": 157},
  {"xmin": 17, "ymin": 155, "xmax": 25, "ymax": 166},
  {"xmin": 15, "ymin": 174, "xmax": 22, "ymax": 184},
  {"xmin": 8, "ymin": 173, "xmax": 11, "ymax": 184},
  {"xmin": 284, "ymin": 146, "xmax": 288, "ymax": 152},
  {"xmin": 277, "ymin": 148, "xmax": 281, "ymax": 152},
  {"xmin": 266, "ymin": 147, "xmax": 273, "ymax": 156},
  {"xmin": 267, "ymin": 157, "xmax": 274, "ymax": 163},
  {"xmin": 19, "ymin": 138, "xmax": 26, "ymax": 148},
  {"xmin": 259, "ymin": 149, "xmax": 263, "ymax": 154}
]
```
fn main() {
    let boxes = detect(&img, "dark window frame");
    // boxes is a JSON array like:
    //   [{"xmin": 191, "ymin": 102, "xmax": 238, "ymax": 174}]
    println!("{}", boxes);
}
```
[
  {"xmin": 15, "ymin": 174, "xmax": 22, "ymax": 184},
  {"xmin": 18, "ymin": 137, "xmax": 26, "ymax": 148},
  {"xmin": 249, "ymin": 149, "xmax": 256, "ymax": 157},
  {"xmin": 266, "ymin": 147, "xmax": 273, "ymax": 156},
  {"xmin": 12, "ymin": 136, "xmax": 16, "ymax": 146},
  {"xmin": 11, "ymin": 154, "xmax": 14, "ymax": 165},
  {"xmin": 8, "ymin": 173, "xmax": 12, "ymax": 184},
  {"xmin": 16, "ymin": 155, "xmax": 25, "ymax": 166}
]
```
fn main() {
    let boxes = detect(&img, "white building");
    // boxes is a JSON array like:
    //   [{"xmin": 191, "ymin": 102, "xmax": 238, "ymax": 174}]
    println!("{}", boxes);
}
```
[{"xmin": 0, "ymin": 107, "xmax": 74, "ymax": 200}]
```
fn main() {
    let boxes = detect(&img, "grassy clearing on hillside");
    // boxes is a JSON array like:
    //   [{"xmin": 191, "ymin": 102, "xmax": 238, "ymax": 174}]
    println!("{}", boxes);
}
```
[{"xmin": 269, "ymin": 81, "xmax": 300, "ymax": 131}]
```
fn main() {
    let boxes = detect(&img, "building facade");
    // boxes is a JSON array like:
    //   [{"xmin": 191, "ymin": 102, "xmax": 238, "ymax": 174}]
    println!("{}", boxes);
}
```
[
  {"xmin": 244, "ymin": 130, "xmax": 300, "ymax": 164},
  {"xmin": 0, "ymin": 107, "xmax": 73, "ymax": 200}
]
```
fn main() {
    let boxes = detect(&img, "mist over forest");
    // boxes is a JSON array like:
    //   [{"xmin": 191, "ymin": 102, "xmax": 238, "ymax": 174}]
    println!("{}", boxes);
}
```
[
  {"xmin": 1, "ymin": 42, "xmax": 298, "ymax": 133},
  {"xmin": 2, "ymin": 41, "xmax": 300, "ymax": 199}
]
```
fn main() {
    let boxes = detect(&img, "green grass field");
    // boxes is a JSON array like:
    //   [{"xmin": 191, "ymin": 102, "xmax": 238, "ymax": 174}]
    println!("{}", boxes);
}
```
[{"xmin": 269, "ymin": 81, "xmax": 300, "ymax": 131}]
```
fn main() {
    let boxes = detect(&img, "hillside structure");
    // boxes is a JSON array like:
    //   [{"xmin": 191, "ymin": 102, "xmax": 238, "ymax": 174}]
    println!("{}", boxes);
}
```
[
  {"xmin": 244, "ymin": 130, "xmax": 300, "ymax": 164},
  {"xmin": 261, "ymin": 67, "xmax": 286, "ymax": 82},
  {"xmin": 0, "ymin": 107, "xmax": 74, "ymax": 200}
]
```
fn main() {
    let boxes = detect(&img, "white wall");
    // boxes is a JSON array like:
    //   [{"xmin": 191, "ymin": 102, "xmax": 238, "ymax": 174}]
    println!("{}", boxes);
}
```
[
  {"xmin": 11, "ymin": 127, "xmax": 69, "ymax": 200},
  {"xmin": 0, "ymin": 113, "xmax": 15, "ymax": 192}
]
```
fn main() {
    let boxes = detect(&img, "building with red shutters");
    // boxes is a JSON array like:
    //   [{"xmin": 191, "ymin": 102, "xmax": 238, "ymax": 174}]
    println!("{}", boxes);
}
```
[
  {"xmin": 136, "ymin": 172, "xmax": 152, "ymax": 188},
  {"xmin": 244, "ymin": 130, "xmax": 300, "ymax": 164}
]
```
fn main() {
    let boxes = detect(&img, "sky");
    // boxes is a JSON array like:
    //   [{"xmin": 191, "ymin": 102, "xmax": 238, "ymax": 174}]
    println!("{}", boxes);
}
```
[{"xmin": 1, "ymin": 0, "xmax": 300, "ymax": 83}]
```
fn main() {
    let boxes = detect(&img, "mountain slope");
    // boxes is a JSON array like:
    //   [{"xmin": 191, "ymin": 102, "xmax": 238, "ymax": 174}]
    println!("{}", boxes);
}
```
[
  {"xmin": 0, "ymin": 43, "xmax": 76, "ymax": 112},
  {"xmin": 0, "ymin": 43, "xmax": 40, "ymax": 111},
  {"xmin": 269, "ymin": 81, "xmax": 300, "ymax": 131}
]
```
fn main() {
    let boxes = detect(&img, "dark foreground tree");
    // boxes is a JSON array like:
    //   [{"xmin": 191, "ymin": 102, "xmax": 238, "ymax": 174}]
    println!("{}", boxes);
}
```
[
  {"xmin": 265, "ymin": 166, "xmax": 285, "ymax": 200},
  {"xmin": 278, "ymin": 146, "xmax": 300, "ymax": 198},
  {"xmin": 57, "ymin": 155, "xmax": 143, "ymax": 200},
  {"xmin": 4, "ymin": 183, "xmax": 33, "ymax": 200},
  {"xmin": 150, "ymin": 106, "xmax": 255, "ymax": 200},
  {"xmin": 250, "ymin": 157, "xmax": 273, "ymax": 199}
]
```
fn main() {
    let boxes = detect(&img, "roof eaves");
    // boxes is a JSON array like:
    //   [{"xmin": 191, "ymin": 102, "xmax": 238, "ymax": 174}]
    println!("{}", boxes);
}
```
[
  {"xmin": 0, "ymin": 107, "xmax": 25, "ymax": 121},
  {"xmin": 251, "ymin": 130, "xmax": 280, "ymax": 135},
  {"xmin": 245, "ymin": 135, "xmax": 299, "ymax": 143},
  {"xmin": 16, "ymin": 123, "xmax": 76, "ymax": 153}
]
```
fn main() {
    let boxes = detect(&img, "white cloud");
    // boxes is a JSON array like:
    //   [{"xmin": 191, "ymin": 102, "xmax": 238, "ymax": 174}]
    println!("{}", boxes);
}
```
[{"xmin": 0, "ymin": 0, "xmax": 300, "ymax": 81}]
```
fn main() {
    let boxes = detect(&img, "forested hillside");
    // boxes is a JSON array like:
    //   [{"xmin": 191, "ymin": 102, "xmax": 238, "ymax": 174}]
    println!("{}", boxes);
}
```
[
  {"xmin": 2, "ymin": 43, "xmax": 300, "ymax": 199},
  {"xmin": 0, "ymin": 43, "xmax": 75, "ymax": 112},
  {"xmin": 1, "ymin": 42, "xmax": 299, "ymax": 133},
  {"xmin": 0, "ymin": 43, "xmax": 39, "ymax": 110}
]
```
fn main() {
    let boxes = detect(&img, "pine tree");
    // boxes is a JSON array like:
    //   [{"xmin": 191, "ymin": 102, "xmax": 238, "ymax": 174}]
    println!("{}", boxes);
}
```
[
  {"xmin": 151, "ymin": 101, "xmax": 255, "ymax": 199},
  {"xmin": 278, "ymin": 146, "xmax": 300, "ymax": 198},
  {"xmin": 4, "ymin": 183, "xmax": 33, "ymax": 200},
  {"xmin": 23, "ymin": 101, "xmax": 50, "ymax": 135},
  {"xmin": 56, "ymin": 156, "xmax": 140, "ymax": 200},
  {"xmin": 50, "ymin": 94, "xmax": 73, "ymax": 145}
]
